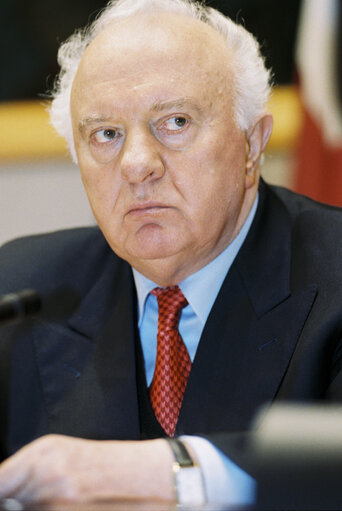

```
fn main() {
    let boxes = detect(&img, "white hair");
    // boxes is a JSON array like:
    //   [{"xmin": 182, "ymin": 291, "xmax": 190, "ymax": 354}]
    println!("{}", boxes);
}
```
[{"xmin": 49, "ymin": 0, "xmax": 272, "ymax": 162}]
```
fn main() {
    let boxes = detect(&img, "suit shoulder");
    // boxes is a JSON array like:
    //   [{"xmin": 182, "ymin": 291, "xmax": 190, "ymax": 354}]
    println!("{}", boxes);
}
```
[
  {"xmin": 269, "ymin": 183, "xmax": 342, "ymax": 225},
  {"xmin": 0, "ymin": 226, "xmax": 103, "ymax": 266},
  {"xmin": 266, "ymin": 184, "xmax": 342, "ymax": 281},
  {"xmin": 0, "ymin": 227, "xmax": 114, "ymax": 295}
]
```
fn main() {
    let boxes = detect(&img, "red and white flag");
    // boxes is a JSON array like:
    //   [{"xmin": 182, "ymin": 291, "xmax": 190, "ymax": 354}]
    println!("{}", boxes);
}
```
[{"xmin": 294, "ymin": 0, "xmax": 342, "ymax": 206}]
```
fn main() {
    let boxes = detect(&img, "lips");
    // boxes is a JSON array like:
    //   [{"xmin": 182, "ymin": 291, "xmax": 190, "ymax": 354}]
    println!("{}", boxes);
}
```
[{"xmin": 126, "ymin": 201, "xmax": 170, "ymax": 218}]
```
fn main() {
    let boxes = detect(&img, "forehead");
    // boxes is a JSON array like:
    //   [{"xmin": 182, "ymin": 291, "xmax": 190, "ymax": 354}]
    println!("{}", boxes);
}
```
[{"xmin": 71, "ymin": 12, "xmax": 234, "ymax": 113}]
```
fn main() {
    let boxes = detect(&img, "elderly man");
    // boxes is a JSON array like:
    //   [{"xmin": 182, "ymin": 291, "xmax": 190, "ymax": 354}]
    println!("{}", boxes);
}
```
[{"xmin": 0, "ymin": 0, "xmax": 342, "ymax": 506}]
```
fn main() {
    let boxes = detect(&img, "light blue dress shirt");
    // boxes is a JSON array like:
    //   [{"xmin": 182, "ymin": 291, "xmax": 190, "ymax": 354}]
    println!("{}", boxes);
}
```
[{"xmin": 132, "ymin": 197, "xmax": 258, "ymax": 505}]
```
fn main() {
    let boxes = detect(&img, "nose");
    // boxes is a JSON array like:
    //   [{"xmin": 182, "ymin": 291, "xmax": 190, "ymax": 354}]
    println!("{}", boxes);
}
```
[{"xmin": 119, "ymin": 129, "xmax": 165, "ymax": 184}]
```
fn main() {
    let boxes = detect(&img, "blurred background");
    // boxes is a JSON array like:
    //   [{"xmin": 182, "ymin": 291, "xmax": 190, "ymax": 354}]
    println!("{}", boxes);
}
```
[{"xmin": 1, "ymin": 0, "xmax": 341, "ymax": 245}]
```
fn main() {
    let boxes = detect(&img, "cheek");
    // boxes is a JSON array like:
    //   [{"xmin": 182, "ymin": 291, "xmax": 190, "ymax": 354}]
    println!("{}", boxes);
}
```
[
  {"xmin": 190, "ymin": 142, "xmax": 245, "ymax": 194},
  {"xmin": 77, "ymin": 142, "xmax": 111, "ymax": 194},
  {"xmin": 181, "ymin": 146, "xmax": 246, "ymax": 226},
  {"xmin": 79, "ymin": 162, "xmax": 120, "ymax": 216}
]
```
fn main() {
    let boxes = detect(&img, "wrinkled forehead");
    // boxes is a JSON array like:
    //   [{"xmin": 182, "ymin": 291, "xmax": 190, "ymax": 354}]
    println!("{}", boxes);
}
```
[{"xmin": 73, "ymin": 12, "xmax": 234, "ymax": 95}]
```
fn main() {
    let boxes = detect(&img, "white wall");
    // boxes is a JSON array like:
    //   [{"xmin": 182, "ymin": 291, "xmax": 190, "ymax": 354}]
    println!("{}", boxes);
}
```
[{"xmin": 0, "ymin": 158, "xmax": 94, "ymax": 247}]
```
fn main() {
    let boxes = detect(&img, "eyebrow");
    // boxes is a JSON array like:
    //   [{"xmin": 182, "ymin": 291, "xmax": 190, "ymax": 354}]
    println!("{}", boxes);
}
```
[
  {"xmin": 78, "ymin": 116, "xmax": 112, "ymax": 133},
  {"xmin": 151, "ymin": 98, "xmax": 204, "ymax": 114}
]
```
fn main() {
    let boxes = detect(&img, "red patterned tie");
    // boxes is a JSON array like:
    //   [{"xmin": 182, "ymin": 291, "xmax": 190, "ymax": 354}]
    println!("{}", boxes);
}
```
[{"xmin": 149, "ymin": 286, "xmax": 191, "ymax": 437}]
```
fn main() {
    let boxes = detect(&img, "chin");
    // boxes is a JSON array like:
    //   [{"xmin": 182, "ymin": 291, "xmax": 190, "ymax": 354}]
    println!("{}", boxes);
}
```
[
  {"xmin": 126, "ymin": 243, "xmax": 179, "ymax": 261},
  {"xmin": 124, "ymin": 226, "xmax": 186, "ymax": 260}
]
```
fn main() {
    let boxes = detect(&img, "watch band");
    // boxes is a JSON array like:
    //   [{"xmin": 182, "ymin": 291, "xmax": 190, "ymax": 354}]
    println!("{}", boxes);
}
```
[
  {"xmin": 167, "ymin": 438, "xmax": 194, "ymax": 467},
  {"xmin": 167, "ymin": 438, "xmax": 206, "ymax": 505}
]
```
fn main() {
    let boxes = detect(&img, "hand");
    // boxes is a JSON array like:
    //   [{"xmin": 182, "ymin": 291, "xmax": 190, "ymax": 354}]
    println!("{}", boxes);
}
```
[{"xmin": 0, "ymin": 435, "xmax": 175, "ymax": 503}]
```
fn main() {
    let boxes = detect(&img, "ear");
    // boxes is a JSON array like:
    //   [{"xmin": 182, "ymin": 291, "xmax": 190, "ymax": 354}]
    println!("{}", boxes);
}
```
[{"xmin": 245, "ymin": 114, "xmax": 273, "ymax": 189}]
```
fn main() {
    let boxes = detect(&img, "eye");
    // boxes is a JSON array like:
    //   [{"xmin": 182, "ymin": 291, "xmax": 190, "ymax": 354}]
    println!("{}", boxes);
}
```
[
  {"xmin": 153, "ymin": 114, "xmax": 196, "ymax": 150},
  {"xmin": 162, "ymin": 116, "xmax": 188, "ymax": 131},
  {"xmin": 92, "ymin": 128, "xmax": 121, "ymax": 144}
]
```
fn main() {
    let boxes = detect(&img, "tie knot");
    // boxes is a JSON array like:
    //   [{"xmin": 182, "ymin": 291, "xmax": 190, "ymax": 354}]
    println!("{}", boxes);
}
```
[{"xmin": 151, "ymin": 285, "xmax": 188, "ymax": 324}]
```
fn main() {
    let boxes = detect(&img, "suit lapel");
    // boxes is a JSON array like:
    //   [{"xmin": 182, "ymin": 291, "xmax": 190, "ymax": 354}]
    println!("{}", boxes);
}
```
[
  {"xmin": 177, "ymin": 182, "xmax": 318, "ymax": 434},
  {"xmin": 33, "ymin": 251, "xmax": 141, "ymax": 440}
]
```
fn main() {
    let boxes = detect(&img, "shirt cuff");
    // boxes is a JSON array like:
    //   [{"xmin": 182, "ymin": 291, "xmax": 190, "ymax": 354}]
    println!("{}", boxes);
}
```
[{"xmin": 180, "ymin": 435, "xmax": 256, "ymax": 505}]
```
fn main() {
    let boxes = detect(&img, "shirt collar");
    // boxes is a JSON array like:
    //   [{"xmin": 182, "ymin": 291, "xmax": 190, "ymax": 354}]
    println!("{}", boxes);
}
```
[{"xmin": 133, "ymin": 194, "xmax": 258, "ymax": 326}]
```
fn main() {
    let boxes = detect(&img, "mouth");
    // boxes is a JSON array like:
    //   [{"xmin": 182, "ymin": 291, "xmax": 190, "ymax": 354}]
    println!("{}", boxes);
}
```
[{"xmin": 126, "ymin": 201, "xmax": 170, "ymax": 218}]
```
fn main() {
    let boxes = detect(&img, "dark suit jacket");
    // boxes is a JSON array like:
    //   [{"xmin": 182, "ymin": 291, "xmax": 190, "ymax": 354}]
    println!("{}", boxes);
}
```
[{"xmin": 0, "ymin": 180, "xmax": 342, "ymax": 464}]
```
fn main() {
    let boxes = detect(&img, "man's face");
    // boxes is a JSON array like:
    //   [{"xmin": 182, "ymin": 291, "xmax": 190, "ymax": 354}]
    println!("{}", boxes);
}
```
[{"xmin": 71, "ymin": 13, "xmax": 258, "ymax": 285}]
